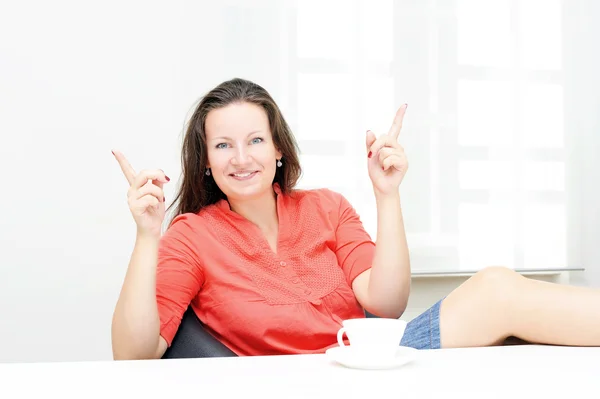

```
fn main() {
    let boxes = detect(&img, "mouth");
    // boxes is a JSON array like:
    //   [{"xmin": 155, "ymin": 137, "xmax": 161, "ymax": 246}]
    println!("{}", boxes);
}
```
[{"xmin": 229, "ymin": 170, "xmax": 259, "ymax": 181}]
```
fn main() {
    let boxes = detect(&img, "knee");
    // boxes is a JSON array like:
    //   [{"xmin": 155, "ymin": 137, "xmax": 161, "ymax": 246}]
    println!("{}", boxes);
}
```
[
  {"xmin": 475, "ymin": 265, "xmax": 518, "ymax": 281},
  {"xmin": 470, "ymin": 266, "xmax": 522, "ymax": 303}
]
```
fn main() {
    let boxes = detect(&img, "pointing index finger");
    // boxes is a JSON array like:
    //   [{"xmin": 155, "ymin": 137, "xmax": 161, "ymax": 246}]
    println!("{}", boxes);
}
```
[
  {"xmin": 387, "ymin": 104, "xmax": 408, "ymax": 139},
  {"xmin": 112, "ymin": 149, "xmax": 136, "ymax": 185}
]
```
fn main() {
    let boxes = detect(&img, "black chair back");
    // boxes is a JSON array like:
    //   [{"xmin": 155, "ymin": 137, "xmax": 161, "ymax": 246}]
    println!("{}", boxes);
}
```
[{"xmin": 162, "ymin": 307, "xmax": 238, "ymax": 359}]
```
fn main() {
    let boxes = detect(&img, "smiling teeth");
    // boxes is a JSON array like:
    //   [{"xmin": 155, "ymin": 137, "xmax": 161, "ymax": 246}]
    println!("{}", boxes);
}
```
[{"xmin": 234, "ymin": 172, "xmax": 252, "ymax": 177}]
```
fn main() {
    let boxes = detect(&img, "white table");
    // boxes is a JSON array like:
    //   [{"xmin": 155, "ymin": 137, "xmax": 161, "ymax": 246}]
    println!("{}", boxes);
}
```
[{"xmin": 1, "ymin": 345, "xmax": 598, "ymax": 398}]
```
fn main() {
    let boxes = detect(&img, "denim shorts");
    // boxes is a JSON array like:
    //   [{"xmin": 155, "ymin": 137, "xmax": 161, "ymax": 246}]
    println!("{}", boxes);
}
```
[{"xmin": 399, "ymin": 299, "xmax": 443, "ymax": 350}]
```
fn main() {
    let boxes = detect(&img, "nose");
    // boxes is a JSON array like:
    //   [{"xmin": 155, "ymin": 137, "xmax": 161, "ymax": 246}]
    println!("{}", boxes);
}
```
[{"xmin": 231, "ymin": 145, "xmax": 251, "ymax": 165}]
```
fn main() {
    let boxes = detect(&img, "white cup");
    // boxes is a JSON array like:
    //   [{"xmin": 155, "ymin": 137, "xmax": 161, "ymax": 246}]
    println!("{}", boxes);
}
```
[{"xmin": 336, "ymin": 318, "xmax": 407, "ymax": 359}]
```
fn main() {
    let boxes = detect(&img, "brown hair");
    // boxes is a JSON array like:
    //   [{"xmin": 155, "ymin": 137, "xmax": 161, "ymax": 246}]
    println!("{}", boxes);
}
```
[{"xmin": 167, "ymin": 78, "xmax": 302, "ymax": 224}]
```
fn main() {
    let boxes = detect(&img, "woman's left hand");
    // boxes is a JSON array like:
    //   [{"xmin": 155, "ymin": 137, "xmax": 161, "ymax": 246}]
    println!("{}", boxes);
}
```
[{"xmin": 366, "ymin": 104, "xmax": 409, "ymax": 197}]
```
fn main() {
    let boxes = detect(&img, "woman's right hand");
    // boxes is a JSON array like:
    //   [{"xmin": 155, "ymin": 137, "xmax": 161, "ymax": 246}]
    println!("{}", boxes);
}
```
[{"xmin": 112, "ymin": 150, "xmax": 170, "ymax": 238}]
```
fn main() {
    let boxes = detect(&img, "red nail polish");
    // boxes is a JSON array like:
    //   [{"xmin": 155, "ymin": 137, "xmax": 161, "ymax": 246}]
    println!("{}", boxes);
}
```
[
  {"xmin": 382, "ymin": 166, "xmax": 385, "ymax": 171},
  {"xmin": 368, "ymin": 151, "xmax": 372, "ymax": 158},
  {"xmin": 111, "ymin": 150, "xmax": 114, "ymax": 156},
  {"xmin": 163, "ymin": 197, "xmax": 166, "ymax": 202},
  {"xmin": 165, "ymin": 176, "xmax": 170, "ymax": 182}
]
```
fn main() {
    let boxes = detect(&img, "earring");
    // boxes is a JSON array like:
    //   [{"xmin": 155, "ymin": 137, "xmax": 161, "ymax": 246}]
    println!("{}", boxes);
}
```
[
  {"xmin": 205, "ymin": 168, "xmax": 211, "ymax": 176},
  {"xmin": 277, "ymin": 159, "xmax": 282, "ymax": 167}
]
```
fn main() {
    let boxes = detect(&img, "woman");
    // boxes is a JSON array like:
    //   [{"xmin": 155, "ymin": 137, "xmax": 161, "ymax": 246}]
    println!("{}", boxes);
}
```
[{"xmin": 111, "ymin": 78, "xmax": 600, "ymax": 360}]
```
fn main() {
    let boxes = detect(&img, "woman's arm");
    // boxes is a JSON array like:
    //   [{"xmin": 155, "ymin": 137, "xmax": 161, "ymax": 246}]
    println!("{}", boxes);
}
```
[
  {"xmin": 353, "ymin": 104, "xmax": 411, "ymax": 318},
  {"xmin": 111, "ymin": 151, "xmax": 200, "ymax": 360},
  {"xmin": 353, "ymin": 193, "xmax": 410, "ymax": 319},
  {"xmin": 111, "ymin": 233, "xmax": 168, "ymax": 360}
]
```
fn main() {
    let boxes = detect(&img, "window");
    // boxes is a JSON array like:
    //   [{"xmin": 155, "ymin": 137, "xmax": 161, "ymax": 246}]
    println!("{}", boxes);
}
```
[{"xmin": 287, "ymin": 0, "xmax": 568, "ymax": 271}]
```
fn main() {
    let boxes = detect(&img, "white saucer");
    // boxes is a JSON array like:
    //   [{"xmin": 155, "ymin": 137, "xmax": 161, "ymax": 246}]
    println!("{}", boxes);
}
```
[{"xmin": 325, "ymin": 346, "xmax": 417, "ymax": 370}]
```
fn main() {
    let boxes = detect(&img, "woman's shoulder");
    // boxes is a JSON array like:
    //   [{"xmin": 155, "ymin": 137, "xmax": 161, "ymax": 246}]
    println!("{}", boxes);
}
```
[
  {"xmin": 161, "ymin": 204, "xmax": 222, "ymax": 241},
  {"xmin": 288, "ymin": 187, "xmax": 348, "ymax": 212}
]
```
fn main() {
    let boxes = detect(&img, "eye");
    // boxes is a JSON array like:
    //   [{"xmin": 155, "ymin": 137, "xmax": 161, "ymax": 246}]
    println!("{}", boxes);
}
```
[
  {"xmin": 250, "ymin": 137, "xmax": 263, "ymax": 144},
  {"xmin": 215, "ymin": 143, "xmax": 229, "ymax": 149}
]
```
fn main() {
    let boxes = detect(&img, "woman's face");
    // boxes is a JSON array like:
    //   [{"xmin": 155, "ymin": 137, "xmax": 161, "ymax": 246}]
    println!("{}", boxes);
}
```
[{"xmin": 205, "ymin": 101, "xmax": 282, "ymax": 202}]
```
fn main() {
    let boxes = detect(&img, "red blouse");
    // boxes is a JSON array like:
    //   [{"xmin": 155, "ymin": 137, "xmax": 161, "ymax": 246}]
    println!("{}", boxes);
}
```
[{"xmin": 156, "ymin": 184, "xmax": 375, "ymax": 356}]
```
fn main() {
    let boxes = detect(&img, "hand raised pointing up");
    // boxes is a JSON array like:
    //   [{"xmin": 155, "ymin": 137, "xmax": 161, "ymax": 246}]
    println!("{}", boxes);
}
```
[
  {"xmin": 112, "ymin": 150, "xmax": 170, "ymax": 238},
  {"xmin": 365, "ymin": 104, "xmax": 409, "ymax": 197}
]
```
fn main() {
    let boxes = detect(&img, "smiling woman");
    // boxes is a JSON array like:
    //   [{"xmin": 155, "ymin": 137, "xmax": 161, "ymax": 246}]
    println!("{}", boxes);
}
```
[
  {"xmin": 204, "ymin": 103, "xmax": 283, "ymax": 204},
  {"xmin": 110, "ymin": 77, "xmax": 600, "ymax": 361},
  {"xmin": 169, "ymin": 78, "xmax": 302, "ymax": 221}
]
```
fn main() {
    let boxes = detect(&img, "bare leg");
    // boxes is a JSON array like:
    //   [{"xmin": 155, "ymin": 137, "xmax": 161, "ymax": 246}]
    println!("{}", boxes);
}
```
[{"xmin": 439, "ymin": 266, "xmax": 600, "ymax": 348}]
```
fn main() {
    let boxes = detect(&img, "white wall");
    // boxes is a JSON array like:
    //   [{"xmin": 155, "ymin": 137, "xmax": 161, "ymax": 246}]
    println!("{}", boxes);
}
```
[{"xmin": 0, "ymin": 0, "xmax": 598, "ymax": 363}]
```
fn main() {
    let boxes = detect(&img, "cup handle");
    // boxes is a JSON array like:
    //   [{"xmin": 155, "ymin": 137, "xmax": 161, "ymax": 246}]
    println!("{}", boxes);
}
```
[{"xmin": 336, "ymin": 327, "xmax": 347, "ymax": 347}]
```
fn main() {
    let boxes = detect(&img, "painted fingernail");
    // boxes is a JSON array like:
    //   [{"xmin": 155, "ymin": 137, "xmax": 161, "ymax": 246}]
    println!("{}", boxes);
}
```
[
  {"xmin": 165, "ymin": 176, "xmax": 171, "ymax": 182},
  {"xmin": 382, "ymin": 166, "xmax": 385, "ymax": 171},
  {"xmin": 163, "ymin": 197, "xmax": 166, "ymax": 202},
  {"xmin": 111, "ymin": 150, "xmax": 115, "ymax": 156},
  {"xmin": 368, "ymin": 151, "xmax": 372, "ymax": 158}
]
